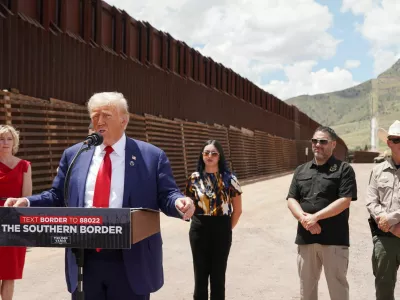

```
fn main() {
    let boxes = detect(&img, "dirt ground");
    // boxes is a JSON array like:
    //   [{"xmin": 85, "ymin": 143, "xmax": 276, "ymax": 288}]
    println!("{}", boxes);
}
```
[{"xmin": 13, "ymin": 163, "xmax": 400, "ymax": 300}]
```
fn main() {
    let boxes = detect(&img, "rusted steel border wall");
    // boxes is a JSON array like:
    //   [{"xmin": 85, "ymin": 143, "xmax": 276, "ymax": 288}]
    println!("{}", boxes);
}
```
[
  {"xmin": 0, "ymin": 2, "xmax": 347, "ymax": 152},
  {"xmin": 353, "ymin": 151, "xmax": 380, "ymax": 163},
  {"xmin": 0, "ymin": 91, "xmax": 348, "ymax": 193}
]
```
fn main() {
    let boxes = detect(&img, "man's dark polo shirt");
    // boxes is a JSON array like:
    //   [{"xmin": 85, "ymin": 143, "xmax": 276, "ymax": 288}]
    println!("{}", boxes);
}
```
[{"xmin": 287, "ymin": 156, "xmax": 357, "ymax": 246}]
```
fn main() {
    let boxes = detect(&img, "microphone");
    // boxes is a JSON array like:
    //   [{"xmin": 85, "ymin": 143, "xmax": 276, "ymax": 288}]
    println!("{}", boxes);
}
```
[{"xmin": 84, "ymin": 132, "xmax": 103, "ymax": 147}]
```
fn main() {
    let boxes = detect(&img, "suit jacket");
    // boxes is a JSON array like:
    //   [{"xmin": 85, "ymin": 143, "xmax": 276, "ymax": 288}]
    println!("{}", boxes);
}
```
[{"xmin": 28, "ymin": 137, "xmax": 184, "ymax": 294}]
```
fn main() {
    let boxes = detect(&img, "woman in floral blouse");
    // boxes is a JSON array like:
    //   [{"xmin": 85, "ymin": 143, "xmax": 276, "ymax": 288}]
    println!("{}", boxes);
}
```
[{"xmin": 185, "ymin": 140, "xmax": 243, "ymax": 300}]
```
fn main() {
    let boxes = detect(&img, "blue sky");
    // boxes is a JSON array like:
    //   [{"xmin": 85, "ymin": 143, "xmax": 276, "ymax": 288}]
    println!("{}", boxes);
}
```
[
  {"xmin": 257, "ymin": 0, "xmax": 371, "ymax": 86},
  {"xmin": 199, "ymin": 1, "xmax": 376, "ymax": 91},
  {"xmin": 314, "ymin": 0, "xmax": 373, "ymax": 82},
  {"xmin": 108, "ymin": 0, "xmax": 400, "ymax": 99}
]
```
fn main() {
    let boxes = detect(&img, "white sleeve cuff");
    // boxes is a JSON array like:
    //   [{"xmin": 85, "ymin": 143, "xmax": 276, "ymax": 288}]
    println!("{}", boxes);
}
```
[{"xmin": 174, "ymin": 200, "xmax": 184, "ymax": 217}]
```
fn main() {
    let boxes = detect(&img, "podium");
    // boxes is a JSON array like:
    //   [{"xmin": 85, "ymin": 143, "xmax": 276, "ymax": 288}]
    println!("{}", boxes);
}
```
[{"xmin": 0, "ymin": 207, "xmax": 160, "ymax": 248}]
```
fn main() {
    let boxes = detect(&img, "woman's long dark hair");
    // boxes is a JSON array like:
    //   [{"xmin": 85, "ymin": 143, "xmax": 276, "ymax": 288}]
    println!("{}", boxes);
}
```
[{"xmin": 197, "ymin": 140, "xmax": 230, "ymax": 177}]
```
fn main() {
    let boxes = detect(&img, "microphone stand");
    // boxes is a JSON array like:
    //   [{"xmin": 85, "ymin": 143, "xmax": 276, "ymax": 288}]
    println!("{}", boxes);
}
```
[{"xmin": 63, "ymin": 143, "xmax": 91, "ymax": 300}]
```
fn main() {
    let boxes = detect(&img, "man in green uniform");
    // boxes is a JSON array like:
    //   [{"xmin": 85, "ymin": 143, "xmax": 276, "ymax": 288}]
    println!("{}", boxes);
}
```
[{"xmin": 366, "ymin": 120, "xmax": 400, "ymax": 300}]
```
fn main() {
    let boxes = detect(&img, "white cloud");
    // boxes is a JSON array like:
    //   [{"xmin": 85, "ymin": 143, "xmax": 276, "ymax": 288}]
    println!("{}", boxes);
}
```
[
  {"xmin": 344, "ymin": 59, "xmax": 361, "ymax": 69},
  {"xmin": 107, "ymin": 0, "xmax": 341, "ymax": 97},
  {"xmin": 372, "ymin": 50, "xmax": 400, "ymax": 76},
  {"xmin": 264, "ymin": 61, "xmax": 360, "ymax": 100},
  {"xmin": 342, "ymin": 0, "xmax": 400, "ymax": 75},
  {"xmin": 360, "ymin": 1, "xmax": 400, "ymax": 48},
  {"xmin": 341, "ymin": 0, "xmax": 379, "ymax": 15}
]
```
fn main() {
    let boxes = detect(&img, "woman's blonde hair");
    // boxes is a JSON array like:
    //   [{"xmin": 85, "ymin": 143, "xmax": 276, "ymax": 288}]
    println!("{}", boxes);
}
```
[{"xmin": 0, "ymin": 125, "xmax": 20, "ymax": 155}]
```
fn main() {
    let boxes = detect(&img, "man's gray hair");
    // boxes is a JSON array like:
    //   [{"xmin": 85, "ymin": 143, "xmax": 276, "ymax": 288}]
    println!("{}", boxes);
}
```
[
  {"xmin": 87, "ymin": 92, "xmax": 130, "ymax": 126},
  {"xmin": 87, "ymin": 92, "xmax": 128, "ymax": 114}
]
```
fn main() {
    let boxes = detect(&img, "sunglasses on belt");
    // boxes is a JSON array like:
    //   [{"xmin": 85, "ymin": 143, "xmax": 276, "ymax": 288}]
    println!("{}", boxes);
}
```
[
  {"xmin": 202, "ymin": 151, "xmax": 219, "ymax": 157},
  {"xmin": 311, "ymin": 138, "xmax": 330, "ymax": 145},
  {"xmin": 389, "ymin": 138, "xmax": 400, "ymax": 144}
]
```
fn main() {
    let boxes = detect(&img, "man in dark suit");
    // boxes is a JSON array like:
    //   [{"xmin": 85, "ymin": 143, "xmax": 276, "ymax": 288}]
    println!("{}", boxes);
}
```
[{"xmin": 6, "ymin": 92, "xmax": 195, "ymax": 300}]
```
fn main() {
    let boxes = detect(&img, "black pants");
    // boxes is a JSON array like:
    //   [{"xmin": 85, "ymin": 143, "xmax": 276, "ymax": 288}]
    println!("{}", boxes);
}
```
[{"xmin": 189, "ymin": 215, "xmax": 232, "ymax": 300}]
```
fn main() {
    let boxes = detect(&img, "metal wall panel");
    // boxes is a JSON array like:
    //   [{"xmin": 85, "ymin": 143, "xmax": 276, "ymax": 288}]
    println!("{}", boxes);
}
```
[
  {"xmin": 101, "ymin": 3, "xmax": 112, "ymax": 48},
  {"xmin": 1, "ymin": 91, "xmax": 350, "ymax": 195},
  {"xmin": 17, "ymin": 0, "xmax": 37, "ymax": 19},
  {"xmin": 209, "ymin": 124, "xmax": 231, "ymax": 171},
  {"xmin": 144, "ymin": 114, "xmax": 187, "ymax": 190},
  {"xmin": 182, "ymin": 121, "xmax": 209, "ymax": 178},
  {"xmin": 255, "ymin": 131, "xmax": 277, "ymax": 175},
  {"xmin": 127, "ymin": 17, "xmax": 139, "ymax": 60},
  {"xmin": 353, "ymin": 151, "xmax": 379, "ymax": 163},
  {"xmin": 0, "ymin": 3, "xmax": 349, "ymax": 154},
  {"xmin": 125, "ymin": 113, "xmax": 146, "ymax": 142},
  {"xmin": 296, "ymin": 140, "xmax": 312, "ymax": 165},
  {"xmin": 227, "ymin": 127, "xmax": 245, "ymax": 179},
  {"xmin": 0, "ymin": 92, "xmax": 88, "ymax": 193},
  {"xmin": 152, "ymin": 29, "xmax": 161, "ymax": 67},
  {"xmin": 0, "ymin": 8, "xmax": 5, "ymax": 89},
  {"xmin": 65, "ymin": 0, "xmax": 80, "ymax": 35}
]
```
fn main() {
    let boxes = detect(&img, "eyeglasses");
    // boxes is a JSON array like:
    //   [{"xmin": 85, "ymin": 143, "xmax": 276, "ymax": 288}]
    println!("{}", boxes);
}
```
[
  {"xmin": 389, "ymin": 138, "xmax": 400, "ymax": 144},
  {"xmin": 311, "ymin": 138, "xmax": 330, "ymax": 145},
  {"xmin": 202, "ymin": 151, "xmax": 219, "ymax": 157}
]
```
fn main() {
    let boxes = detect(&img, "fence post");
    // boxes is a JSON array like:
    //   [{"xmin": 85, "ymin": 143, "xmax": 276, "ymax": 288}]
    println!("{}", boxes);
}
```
[
  {"xmin": 3, "ymin": 92, "xmax": 12, "ymax": 125},
  {"xmin": 176, "ymin": 118, "xmax": 188, "ymax": 179}
]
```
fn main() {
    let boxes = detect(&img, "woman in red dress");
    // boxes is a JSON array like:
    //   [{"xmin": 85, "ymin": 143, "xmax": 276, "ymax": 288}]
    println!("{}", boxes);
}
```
[{"xmin": 0, "ymin": 125, "xmax": 32, "ymax": 300}]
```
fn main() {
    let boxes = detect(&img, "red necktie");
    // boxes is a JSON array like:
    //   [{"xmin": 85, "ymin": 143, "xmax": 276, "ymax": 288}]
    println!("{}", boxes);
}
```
[{"xmin": 93, "ymin": 146, "xmax": 114, "ymax": 208}]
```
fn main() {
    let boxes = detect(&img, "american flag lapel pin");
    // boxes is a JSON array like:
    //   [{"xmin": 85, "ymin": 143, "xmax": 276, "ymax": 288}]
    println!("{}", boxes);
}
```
[{"xmin": 130, "ymin": 155, "xmax": 136, "ymax": 166}]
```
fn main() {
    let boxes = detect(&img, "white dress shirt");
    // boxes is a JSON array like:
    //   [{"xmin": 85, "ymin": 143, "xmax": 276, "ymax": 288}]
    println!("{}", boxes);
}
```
[{"xmin": 84, "ymin": 134, "xmax": 126, "ymax": 208}]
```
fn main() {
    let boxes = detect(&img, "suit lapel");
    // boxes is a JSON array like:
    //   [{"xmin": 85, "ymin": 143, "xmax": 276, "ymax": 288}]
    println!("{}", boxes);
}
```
[
  {"xmin": 76, "ymin": 146, "xmax": 95, "ymax": 207},
  {"xmin": 123, "ymin": 138, "xmax": 142, "ymax": 208}
]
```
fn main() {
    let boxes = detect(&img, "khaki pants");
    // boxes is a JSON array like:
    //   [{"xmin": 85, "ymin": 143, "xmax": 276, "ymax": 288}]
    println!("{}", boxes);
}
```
[{"xmin": 297, "ymin": 244, "xmax": 349, "ymax": 300}]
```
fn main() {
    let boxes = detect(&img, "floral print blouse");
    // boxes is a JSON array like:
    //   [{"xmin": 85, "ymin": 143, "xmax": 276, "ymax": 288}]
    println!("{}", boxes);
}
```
[{"xmin": 185, "ymin": 171, "xmax": 242, "ymax": 216}]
